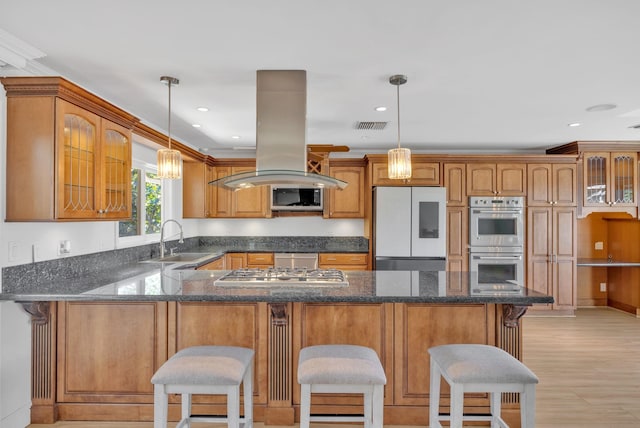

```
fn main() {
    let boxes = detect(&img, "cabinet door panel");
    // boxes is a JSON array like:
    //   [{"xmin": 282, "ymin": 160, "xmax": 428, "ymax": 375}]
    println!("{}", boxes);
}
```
[
  {"xmin": 56, "ymin": 99, "xmax": 100, "ymax": 219},
  {"xmin": 527, "ymin": 164, "xmax": 551, "ymax": 206},
  {"xmin": 231, "ymin": 166, "xmax": 269, "ymax": 217},
  {"xmin": 497, "ymin": 163, "xmax": 526, "ymax": 195},
  {"xmin": 292, "ymin": 303, "xmax": 393, "ymax": 406},
  {"xmin": 172, "ymin": 302, "xmax": 268, "ymax": 405},
  {"xmin": 57, "ymin": 302, "xmax": 167, "ymax": 403},
  {"xmin": 466, "ymin": 164, "xmax": 495, "ymax": 195},
  {"xmin": 554, "ymin": 207, "xmax": 577, "ymax": 258},
  {"xmin": 553, "ymin": 163, "xmax": 577, "ymax": 206},
  {"xmin": 444, "ymin": 163, "xmax": 466, "ymax": 206},
  {"xmin": 99, "ymin": 119, "xmax": 131, "ymax": 219},
  {"xmin": 328, "ymin": 166, "xmax": 364, "ymax": 217},
  {"xmin": 393, "ymin": 304, "xmax": 490, "ymax": 405}
]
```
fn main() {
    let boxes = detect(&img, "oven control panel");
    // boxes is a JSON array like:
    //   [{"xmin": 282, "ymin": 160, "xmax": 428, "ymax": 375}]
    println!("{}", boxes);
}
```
[{"xmin": 469, "ymin": 196, "xmax": 524, "ymax": 208}]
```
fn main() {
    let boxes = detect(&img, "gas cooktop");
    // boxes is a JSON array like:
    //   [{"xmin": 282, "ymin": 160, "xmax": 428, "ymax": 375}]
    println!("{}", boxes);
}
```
[{"xmin": 214, "ymin": 268, "xmax": 349, "ymax": 287}]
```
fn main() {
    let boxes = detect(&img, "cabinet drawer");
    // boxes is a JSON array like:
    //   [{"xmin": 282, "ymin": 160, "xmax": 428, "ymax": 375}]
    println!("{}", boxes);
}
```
[
  {"xmin": 247, "ymin": 252, "xmax": 274, "ymax": 266},
  {"xmin": 319, "ymin": 253, "xmax": 368, "ymax": 265}
]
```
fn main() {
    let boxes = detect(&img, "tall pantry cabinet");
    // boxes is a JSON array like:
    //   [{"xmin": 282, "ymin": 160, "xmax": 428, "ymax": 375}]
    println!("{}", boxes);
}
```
[
  {"xmin": 526, "ymin": 163, "xmax": 578, "ymax": 313},
  {"xmin": 1, "ymin": 77, "xmax": 138, "ymax": 221}
]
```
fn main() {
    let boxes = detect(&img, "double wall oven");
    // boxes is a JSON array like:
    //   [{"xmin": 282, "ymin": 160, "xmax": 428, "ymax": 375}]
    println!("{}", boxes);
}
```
[{"xmin": 469, "ymin": 196, "xmax": 525, "ymax": 287}]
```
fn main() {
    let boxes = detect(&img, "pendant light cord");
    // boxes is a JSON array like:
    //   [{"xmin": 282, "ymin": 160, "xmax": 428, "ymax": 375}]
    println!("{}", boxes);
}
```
[
  {"xmin": 167, "ymin": 80, "xmax": 172, "ymax": 150},
  {"xmin": 396, "ymin": 83, "xmax": 401, "ymax": 149}
]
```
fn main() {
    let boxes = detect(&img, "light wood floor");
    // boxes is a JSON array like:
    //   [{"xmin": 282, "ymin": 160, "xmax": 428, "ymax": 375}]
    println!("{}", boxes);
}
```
[{"xmin": 27, "ymin": 307, "xmax": 640, "ymax": 428}]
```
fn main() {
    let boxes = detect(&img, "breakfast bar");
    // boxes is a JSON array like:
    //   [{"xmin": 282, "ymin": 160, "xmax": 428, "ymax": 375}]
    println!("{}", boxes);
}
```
[{"xmin": 1, "ymin": 259, "xmax": 551, "ymax": 427}]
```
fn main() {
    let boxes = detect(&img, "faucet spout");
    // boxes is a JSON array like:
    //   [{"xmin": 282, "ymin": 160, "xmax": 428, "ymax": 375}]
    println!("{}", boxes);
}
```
[{"xmin": 160, "ymin": 219, "xmax": 184, "ymax": 258}]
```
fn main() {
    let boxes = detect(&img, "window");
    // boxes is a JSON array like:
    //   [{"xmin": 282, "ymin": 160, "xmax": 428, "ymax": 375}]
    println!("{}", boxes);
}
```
[{"xmin": 118, "ymin": 163, "xmax": 163, "ymax": 241}]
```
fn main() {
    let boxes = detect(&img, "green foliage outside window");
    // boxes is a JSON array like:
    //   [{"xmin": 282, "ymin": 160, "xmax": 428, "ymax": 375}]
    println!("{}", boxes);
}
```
[{"xmin": 118, "ymin": 168, "xmax": 162, "ymax": 238}]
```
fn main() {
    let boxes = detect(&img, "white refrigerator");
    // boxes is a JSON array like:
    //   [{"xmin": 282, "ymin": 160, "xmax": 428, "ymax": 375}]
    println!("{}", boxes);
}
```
[{"xmin": 374, "ymin": 186, "xmax": 447, "ymax": 270}]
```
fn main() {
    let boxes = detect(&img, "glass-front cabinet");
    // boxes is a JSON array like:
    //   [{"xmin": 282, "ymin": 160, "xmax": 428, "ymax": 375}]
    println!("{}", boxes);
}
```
[
  {"xmin": 56, "ymin": 99, "xmax": 131, "ymax": 219},
  {"xmin": 2, "ymin": 77, "xmax": 135, "ymax": 221},
  {"xmin": 583, "ymin": 151, "xmax": 637, "ymax": 209}
]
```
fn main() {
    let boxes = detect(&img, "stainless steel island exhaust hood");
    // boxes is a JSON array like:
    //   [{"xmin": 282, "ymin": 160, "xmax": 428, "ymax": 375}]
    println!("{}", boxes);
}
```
[{"xmin": 209, "ymin": 70, "xmax": 348, "ymax": 190}]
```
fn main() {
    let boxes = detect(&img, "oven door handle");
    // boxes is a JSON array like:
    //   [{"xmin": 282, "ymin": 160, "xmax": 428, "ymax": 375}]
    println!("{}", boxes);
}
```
[
  {"xmin": 473, "ymin": 255, "xmax": 523, "ymax": 260},
  {"xmin": 472, "ymin": 209, "xmax": 522, "ymax": 214}
]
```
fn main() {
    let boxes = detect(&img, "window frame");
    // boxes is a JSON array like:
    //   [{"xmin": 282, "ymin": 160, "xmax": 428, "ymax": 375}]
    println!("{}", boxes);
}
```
[{"xmin": 116, "ymin": 160, "xmax": 164, "ymax": 247}]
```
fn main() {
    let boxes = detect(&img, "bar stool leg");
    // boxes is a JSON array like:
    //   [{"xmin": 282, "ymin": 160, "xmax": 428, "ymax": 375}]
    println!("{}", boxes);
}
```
[
  {"xmin": 300, "ymin": 383, "xmax": 311, "ymax": 428},
  {"xmin": 449, "ymin": 384, "xmax": 464, "ymax": 428},
  {"xmin": 243, "ymin": 362, "xmax": 253, "ymax": 428},
  {"xmin": 490, "ymin": 392, "xmax": 501, "ymax": 428},
  {"xmin": 429, "ymin": 359, "xmax": 442, "ymax": 428},
  {"xmin": 372, "ymin": 384, "xmax": 384, "ymax": 428},
  {"xmin": 153, "ymin": 384, "xmax": 168, "ymax": 428},
  {"xmin": 363, "ymin": 389, "xmax": 372, "ymax": 428},
  {"xmin": 521, "ymin": 384, "xmax": 536, "ymax": 428},
  {"xmin": 227, "ymin": 385, "xmax": 240, "ymax": 428},
  {"xmin": 180, "ymin": 392, "xmax": 191, "ymax": 428}
]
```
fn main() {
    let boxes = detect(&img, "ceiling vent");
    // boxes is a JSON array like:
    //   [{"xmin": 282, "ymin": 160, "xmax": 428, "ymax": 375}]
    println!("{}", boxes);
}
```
[{"xmin": 356, "ymin": 121, "xmax": 387, "ymax": 130}]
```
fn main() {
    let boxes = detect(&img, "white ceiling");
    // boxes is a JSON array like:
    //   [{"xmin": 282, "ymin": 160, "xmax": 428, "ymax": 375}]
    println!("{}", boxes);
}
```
[{"xmin": 2, "ymin": 0, "xmax": 640, "ymax": 157}]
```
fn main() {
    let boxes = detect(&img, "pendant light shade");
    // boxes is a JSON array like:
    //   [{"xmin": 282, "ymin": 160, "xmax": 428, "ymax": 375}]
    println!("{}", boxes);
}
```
[
  {"xmin": 387, "ymin": 74, "xmax": 412, "ymax": 180},
  {"xmin": 157, "ymin": 76, "xmax": 182, "ymax": 179}
]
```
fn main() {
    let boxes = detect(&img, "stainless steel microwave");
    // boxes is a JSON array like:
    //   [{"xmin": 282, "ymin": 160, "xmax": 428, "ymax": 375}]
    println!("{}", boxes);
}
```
[{"xmin": 270, "ymin": 186, "xmax": 323, "ymax": 211}]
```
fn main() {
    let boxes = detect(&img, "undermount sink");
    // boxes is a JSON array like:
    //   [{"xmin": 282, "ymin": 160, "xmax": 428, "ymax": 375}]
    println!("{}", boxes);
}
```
[{"xmin": 143, "ymin": 252, "xmax": 218, "ymax": 264}]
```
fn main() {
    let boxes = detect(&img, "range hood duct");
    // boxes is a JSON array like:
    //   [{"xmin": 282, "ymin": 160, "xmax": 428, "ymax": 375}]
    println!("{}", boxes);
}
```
[{"xmin": 209, "ymin": 70, "xmax": 347, "ymax": 190}]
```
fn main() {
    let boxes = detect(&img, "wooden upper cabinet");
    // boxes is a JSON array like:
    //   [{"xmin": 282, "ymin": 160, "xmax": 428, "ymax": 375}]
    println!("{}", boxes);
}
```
[
  {"xmin": 466, "ymin": 163, "xmax": 526, "ymax": 196},
  {"xmin": 326, "ymin": 162, "xmax": 365, "ymax": 218},
  {"xmin": 583, "ymin": 151, "xmax": 637, "ymax": 209},
  {"xmin": 443, "ymin": 163, "xmax": 466, "ymax": 206},
  {"xmin": 371, "ymin": 161, "xmax": 440, "ymax": 186},
  {"xmin": 231, "ymin": 166, "xmax": 270, "ymax": 218},
  {"xmin": 182, "ymin": 161, "xmax": 209, "ymax": 218},
  {"xmin": 527, "ymin": 163, "xmax": 577, "ymax": 207},
  {"xmin": 2, "ymin": 77, "xmax": 137, "ymax": 221},
  {"xmin": 208, "ymin": 163, "xmax": 270, "ymax": 218}
]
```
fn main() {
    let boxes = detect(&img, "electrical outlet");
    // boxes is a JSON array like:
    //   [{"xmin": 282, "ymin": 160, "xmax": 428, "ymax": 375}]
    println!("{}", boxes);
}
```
[
  {"xmin": 58, "ymin": 240, "xmax": 72, "ymax": 256},
  {"xmin": 600, "ymin": 283, "xmax": 607, "ymax": 292},
  {"xmin": 8, "ymin": 241, "xmax": 18, "ymax": 262},
  {"xmin": 594, "ymin": 241, "xmax": 604, "ymax": 250}
]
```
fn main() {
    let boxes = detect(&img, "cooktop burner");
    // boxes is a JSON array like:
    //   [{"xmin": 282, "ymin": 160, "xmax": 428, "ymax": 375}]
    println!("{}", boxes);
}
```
[{"xmin": 214, "ymin": 268, "xmax": 348, "ymax": 287}]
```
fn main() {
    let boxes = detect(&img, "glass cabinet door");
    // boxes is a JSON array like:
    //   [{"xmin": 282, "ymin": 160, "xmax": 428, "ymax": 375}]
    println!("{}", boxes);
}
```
[
  {"xmin": 611, "ymin": 152, "xmax": 636, "ymax": 206},
  {"xmin": 100, "ymin": 120, "xmax": 131, "ymax": 218},
  {"xmin": 584, "ymin": 151, "xmax": 637, "ymax": 208},
  {"xmin": 56, "ymin": 99, "xmax": 100, "ymax": 218},
  {"xmin": 584, "ymin": 152, "xmax": 608, "ymax": 206}
]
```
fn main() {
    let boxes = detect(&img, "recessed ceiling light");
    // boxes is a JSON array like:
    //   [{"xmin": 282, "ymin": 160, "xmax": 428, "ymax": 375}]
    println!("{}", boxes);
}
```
[
  {"xmin": 231, "ymin": 135, "xmax": 240, "ymax": 139},
  {"xmin": 586, "ymin": 104, "xmax": 617, "ymax": 112},
  {"xmin": 375, "ymin": 106, "xmax": 387, "ymax": 112},
  {"xmin": 196, "ymin": 107, "xmax": 209, "ymax": 112},
  {"xmin": 568, "ymin": 122, "xmax": 581, "ymax": 127},
  {"xmin": 192, "ymin": 124, "xmax": 201, "ymax": 128}
]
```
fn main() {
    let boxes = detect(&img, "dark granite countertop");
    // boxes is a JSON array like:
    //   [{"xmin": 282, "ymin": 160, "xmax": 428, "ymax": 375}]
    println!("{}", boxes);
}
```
[{"xmin": 1, "ymin": 261, "xmax": 553, "ymax": 305}]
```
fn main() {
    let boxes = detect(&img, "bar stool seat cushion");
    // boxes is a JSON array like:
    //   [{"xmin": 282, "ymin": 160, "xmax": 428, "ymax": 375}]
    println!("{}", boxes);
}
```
[
  {"xmin": 151, "ymin": 345, "xmax": 254, "ymax": 386},
  {"xmin": 298, "ymin": 344, "xmax": 387, "ymax": 385},
  {"xmin": 428, "ymin": 344, "xmax": 538, "ymax": 385}
]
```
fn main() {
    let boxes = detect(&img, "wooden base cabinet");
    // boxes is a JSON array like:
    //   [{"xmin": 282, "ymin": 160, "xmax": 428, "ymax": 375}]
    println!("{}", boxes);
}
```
[
  {"xmin": 56, "ymin": 301, "xmax": 167, "ymax": 421},
  {"xmin": 34, "ymin": 302, "xmax": 522, "ymax": 425}
]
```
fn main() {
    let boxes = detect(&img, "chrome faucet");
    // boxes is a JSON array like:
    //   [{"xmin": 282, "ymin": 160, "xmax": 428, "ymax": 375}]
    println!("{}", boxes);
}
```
[{"xmin": 160, "ymin": 219, "xmax": 184, "ymax": 258}]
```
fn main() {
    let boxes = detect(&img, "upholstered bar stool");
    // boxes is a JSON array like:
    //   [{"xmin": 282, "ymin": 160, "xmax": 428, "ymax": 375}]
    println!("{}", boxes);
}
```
[
  {"xmin": 151, "ymin": 345, "xmax": 254, "ymax": 428},
  {"xmin": 297, "ymin": 344, "xmax": 387, "ymax": 428},
  {"xmin": 428, "ymin": 344, "xmax": 538, "ymax": 428}
]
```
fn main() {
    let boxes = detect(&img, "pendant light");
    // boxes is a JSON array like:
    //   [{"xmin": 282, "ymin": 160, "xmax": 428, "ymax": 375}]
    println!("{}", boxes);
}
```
[
  {"xmin": 157, "ymin": 75, "xmax": 182, "ymax": 179},
  {"xmin": 387, "ymin": 74, "xmax": 412, "ymax": 180}
]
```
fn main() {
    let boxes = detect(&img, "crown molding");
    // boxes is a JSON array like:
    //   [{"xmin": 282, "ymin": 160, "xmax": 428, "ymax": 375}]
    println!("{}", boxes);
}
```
[{"xmin": 0, "ymin": 28, "xmax": 56, "ymax": 75}]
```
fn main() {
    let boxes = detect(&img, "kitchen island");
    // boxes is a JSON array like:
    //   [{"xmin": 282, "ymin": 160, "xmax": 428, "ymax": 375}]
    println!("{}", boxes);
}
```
[{"xmin": 1, "ymin": 262, "xmax": 551, "ymax": 427}]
